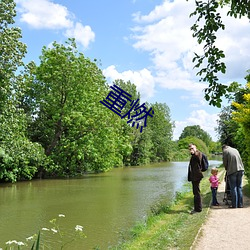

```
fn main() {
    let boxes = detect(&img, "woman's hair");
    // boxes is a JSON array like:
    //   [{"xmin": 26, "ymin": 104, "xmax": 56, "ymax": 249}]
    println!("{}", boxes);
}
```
[{"xmin": 211, "ymin": 167, "xmax": 218, "ymax": 174}]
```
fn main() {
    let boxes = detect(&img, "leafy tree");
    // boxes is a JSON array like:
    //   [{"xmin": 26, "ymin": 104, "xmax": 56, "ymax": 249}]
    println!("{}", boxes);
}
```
[
  {"xmin": 0, "ymin": 0, "xmax": 27, "ymax": 109},
  {"xmin": 209, "ymin": 141, "xmax": 222, "ymax": 155},
  {"xmin": 126, "ymin": 101, "xmax": 173, "ymax": 165},
  {"xmin": 170, "ymin": 141, "xmax": 190, "ymax": 161},
  {"xmin": 0, "ymin": 0, "xmax": 47, "ymax": 182},
  {"xmin": 110, "ymin": 80, "xmax": 161, "ymax": 166},
  {"xmin": 216, "ymin": 73, "xmax": 250, "ymax": 150},
  {"xmin": 113, "ymin": 79, "xmax": 141, "ymax": 106},
  {"xmin": 147, "ymin": 102, "xmax": 174, "ymax": 162},
  {"xmin": 127, "ymin": 125, "xmax": 153, "ymax": 166},
  {"xmin": 231, "ymin": 82, "xmax": 250, "ymax": 176},
  {"xmin": 102, "ymin": 80, "xmax": 174, "ymax": 165},
  {"xmin": 216, "ymin": 106, "xmax": 239, "ymax": 147},
  {"xmin": 178, "ymin": 136, "xmax": 209, "ymax": 156},
  {"xmin": 189, "ymin": 0, "xmax": 250, "ymax": 107},
  {"xmin": 114, "ymin": 79, "xmax": 151, "ymax": 166},
  {"xmin": 179, "ymin": 125, "xmax": 212, "ymax": 146},
  {"xmin": 24, "ymin": 39, "xmax": 127, "ymax": 175},
  {"xmin": 214, "ymin": 72, "xmax": 249, "ymax": 176}
]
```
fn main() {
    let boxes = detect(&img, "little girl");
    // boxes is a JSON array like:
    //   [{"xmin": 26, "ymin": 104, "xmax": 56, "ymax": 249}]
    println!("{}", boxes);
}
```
[{"xmin": 209, "ymin": 168, "xmax": 220, "ymax": 206}]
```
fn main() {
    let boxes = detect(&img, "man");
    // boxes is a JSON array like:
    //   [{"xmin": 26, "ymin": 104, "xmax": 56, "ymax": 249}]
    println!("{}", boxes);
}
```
[
  {"xmin": 188, "ymin": 143, "xmax": 204, "ymax": 214},
  {"xmin": 222, "ymin": 144, "xmax": 244, "ymax": 208}
]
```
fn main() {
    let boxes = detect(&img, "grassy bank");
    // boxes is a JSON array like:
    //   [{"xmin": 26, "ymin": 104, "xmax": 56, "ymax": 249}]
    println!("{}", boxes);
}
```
[{"xmin": 111, "ymin": 169, "xmax": 225, "ymax": 250}]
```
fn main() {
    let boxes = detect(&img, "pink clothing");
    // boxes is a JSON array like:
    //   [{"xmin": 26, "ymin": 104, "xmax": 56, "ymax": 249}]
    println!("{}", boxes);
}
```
[{"xmin": 209, "ymin": 175, "xmax": 219, "ymax": 188}]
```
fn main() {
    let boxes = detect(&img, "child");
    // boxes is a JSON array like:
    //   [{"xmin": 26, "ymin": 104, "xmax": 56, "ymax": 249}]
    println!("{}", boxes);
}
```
[{"xmin": 209, "ymin": 168, "xmax": 220, "ymax": 206}]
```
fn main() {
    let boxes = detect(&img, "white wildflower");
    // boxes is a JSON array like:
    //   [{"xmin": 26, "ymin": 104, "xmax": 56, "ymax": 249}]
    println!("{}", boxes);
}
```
[
  {"xmin": 17, "ymin": 241, "xmax": 25, "ymax": 246},
  {"xmin": 58, "ymin": 214, "xmax": 65, "ymax": 217},
  {"xmin": 75, "ymin": 225, "xmax": 83, "ymax": 231},
  {"xmin": 51, "ymin": 228, "xmax": 58, "ymax": 233},
  {"xmin": 26, "ymin": 236, "xmax": 34, "ymax": 241},
  {"xmin": 42, "ymin": 227, "xmax": 50, "ymax": 231},
  {"xmin": 6, "ymin": 240, "xmax": 17, "ymax": 245}
]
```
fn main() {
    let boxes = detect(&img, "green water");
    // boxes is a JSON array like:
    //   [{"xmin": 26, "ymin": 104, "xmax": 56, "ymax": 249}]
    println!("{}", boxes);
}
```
[{"xmin": 0, "ymin": 160, "xmax": 221, "ymax": 249}]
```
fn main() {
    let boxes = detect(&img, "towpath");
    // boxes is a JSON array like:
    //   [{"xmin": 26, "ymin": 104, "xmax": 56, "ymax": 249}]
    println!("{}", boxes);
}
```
[{"xmin": 192, "ymin": 173, "xmax": 250, "ymax": 250}]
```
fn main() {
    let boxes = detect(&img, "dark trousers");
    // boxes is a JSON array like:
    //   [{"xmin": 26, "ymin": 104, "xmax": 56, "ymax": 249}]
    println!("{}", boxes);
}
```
[
  {"xmin": 192, "ymin": 181, "xmax": 202, "ymax": 212},
  {"xmin": 211, "ymin": 187, "xmax": 218, "ymax": 205}
]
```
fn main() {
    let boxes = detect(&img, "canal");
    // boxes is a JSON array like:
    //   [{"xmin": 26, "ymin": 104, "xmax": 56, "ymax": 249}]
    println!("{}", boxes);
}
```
[{"xmin": 0, "ymin": 160, "xmax": 222, "ymax": 249}]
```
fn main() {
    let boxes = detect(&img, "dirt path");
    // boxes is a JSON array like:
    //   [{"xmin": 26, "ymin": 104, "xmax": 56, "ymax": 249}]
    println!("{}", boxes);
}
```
[{"xmin": 192, "ymin": 173, "xmax": 250, "ymax": 250}]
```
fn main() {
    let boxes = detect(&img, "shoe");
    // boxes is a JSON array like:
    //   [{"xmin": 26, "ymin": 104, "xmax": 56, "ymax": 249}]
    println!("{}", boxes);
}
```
[
  {"xmin": 212, "ymin": 203, "xmax": 220, "ymax": 206},
  {"xmin": 228, "ymin": 205, "xmax": 236, "ymax": 208},
  {"xmin": 190, "ymin": 209, "xmax": 201, "ymax": 214}
]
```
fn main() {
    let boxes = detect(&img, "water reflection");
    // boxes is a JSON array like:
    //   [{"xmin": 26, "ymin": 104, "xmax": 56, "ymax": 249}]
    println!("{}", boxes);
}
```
[{"xmin": 0, "ymin": 160, "xmax": 221, "ymax": 249}]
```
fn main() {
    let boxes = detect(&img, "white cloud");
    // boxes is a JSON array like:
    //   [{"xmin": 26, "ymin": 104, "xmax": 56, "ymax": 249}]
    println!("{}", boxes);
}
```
[
  {"xmin": 131, "ymin": 0, "xmax": 198, "ymax": 85},
  {"xmin": 132, "ymin": 1, "xmax": 175, "ymax": 23},
  {"xmin": 103, "ymin": 65, "xmax": 155, "ymax": 102},
  {"xmin": 214, "ymin": 7, "xmax": 250, "ymax": 81},
  {"xmin": 65, "ymin": 22, "xmax": 95, "ymax": 48},
  {"xmin": 16, "ymin": 0, "xmax": 95, "ymax": 49},
  {"xmin": 130, "ymin": 0, "xmax": 250, "ymax": 95},
  {"xmin": 173, "ymin": 110, "xmax": 219, "ymax": 141},
  {"xmin": 15, "ymin": 0, "xmax": 249, "ymax": 141},
  {"xmin": 128, "ymin": 0, "xmax": 212, "ymax": 108},
  {"xmin": 16, "ymin": 0, "xmax": 73, "ymax": 29},
  {"xmin": 127, "ymin": 0, "xmax": 249, "ymax": 141}
]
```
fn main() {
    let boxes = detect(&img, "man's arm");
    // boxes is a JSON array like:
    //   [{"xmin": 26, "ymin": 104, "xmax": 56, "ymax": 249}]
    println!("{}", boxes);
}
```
[{"xmin": 222, "ymin": 152, "xmax": 228, "ymax": 171}]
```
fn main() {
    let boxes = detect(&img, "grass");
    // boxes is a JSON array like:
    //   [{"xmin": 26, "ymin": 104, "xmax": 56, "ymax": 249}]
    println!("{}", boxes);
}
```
[
  {"xmin": 243, "ymin": 177, "xmax": 250, "ymax": 197},
  {"xmin": 111, "ymin": 169, "xmax": 225, "ymax": 250}
]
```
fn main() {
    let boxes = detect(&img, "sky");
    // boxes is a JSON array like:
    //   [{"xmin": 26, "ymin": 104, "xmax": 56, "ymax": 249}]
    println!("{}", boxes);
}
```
[{"xmin": 14, "ymin": 0, "xmax": 250, "ymax": 141}]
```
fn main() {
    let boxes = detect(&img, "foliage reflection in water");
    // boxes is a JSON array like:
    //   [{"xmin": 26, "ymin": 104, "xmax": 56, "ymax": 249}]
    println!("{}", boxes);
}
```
[{"xmin": 0, "ymin": 160, "xmax": 221, "ymax": 249}]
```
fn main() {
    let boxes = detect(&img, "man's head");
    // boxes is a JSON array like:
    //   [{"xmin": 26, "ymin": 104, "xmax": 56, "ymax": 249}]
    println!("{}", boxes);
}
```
[{"xmin": 188, "ymin": 143, "xmax": 197, "ymax": 155}]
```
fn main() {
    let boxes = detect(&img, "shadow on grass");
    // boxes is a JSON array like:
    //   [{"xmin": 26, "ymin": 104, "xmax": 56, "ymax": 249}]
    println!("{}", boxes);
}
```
[{"xmin": 149, "ymin": 189, "xmax": 213, "ymax": 216}]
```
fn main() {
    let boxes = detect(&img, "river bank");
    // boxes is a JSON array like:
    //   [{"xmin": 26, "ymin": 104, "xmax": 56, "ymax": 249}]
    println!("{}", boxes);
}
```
[{"xmin": 112, "ymin": 168, "xmax": 224, "ymax": 249}]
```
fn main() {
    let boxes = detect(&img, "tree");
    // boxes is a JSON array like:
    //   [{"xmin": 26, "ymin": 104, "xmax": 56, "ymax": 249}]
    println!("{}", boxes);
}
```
[
  {"xmin": 179, "ymin": 125, "xmax": 212, "ymax": 146},
  {"xmin": 190, "ymin": 0, "xmax": 250, "ymax": 107},
  {"xmin": 24, "ymin": 39, "xmax": 126, "ymax": 175},
  {"xmin": 214, "ymin": 72, "xmax": 250, "ymax": 176},
  {"xmin": 230, "ymin": 80, "xmax": 250, "ymax": 176},
  {"xmin": 147, "ymin": 102, "xmax": 174, "ymax": 162},
  {"xmin": 0, "ymin": 0, "xmax": 27, "ymax": 109},
  {"xmin": 178, "ymin": 136, "xmax": 209, "ymax": 156},
  {"xmin": 216, "ymin": 72, "xmax": 250, "ymax": 148},
  {"xmin": 124, "ymin": 101, "xmax": 174, "ymax": 164},
  {"xmin": 0, "ymin": 0, "xmax": 48, "ymax": 182},
  {"xmin": 209, "ymin": 140, "xmax": 222, "ymax": 155},
  {"xmin": 113, "ymin": 79, "xmax": 146, "ymax": 165},
  {"xmin": 216, "ymin": 106, "xmax": 240, "ymax": 147}
]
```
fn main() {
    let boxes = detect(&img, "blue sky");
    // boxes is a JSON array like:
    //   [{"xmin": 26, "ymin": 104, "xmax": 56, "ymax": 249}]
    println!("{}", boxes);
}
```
[{"xmin": 14, "ymin": 0, "xmax": 250, "ymax": 141}]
